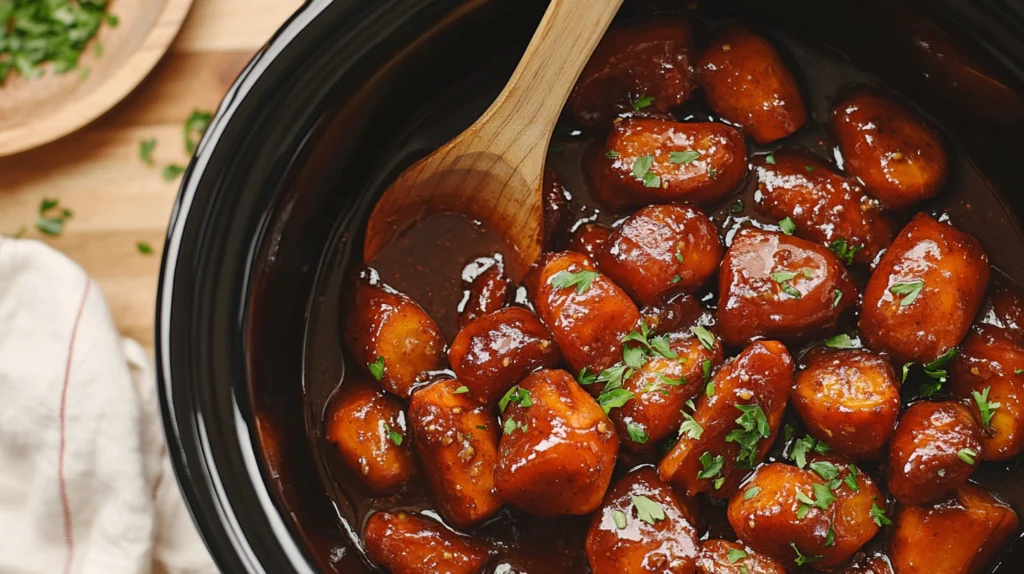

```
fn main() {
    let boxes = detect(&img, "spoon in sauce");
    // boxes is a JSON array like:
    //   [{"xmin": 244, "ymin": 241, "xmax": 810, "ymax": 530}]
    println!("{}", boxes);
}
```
[{"xmin": 363, "ymin": 0, "xmax": 624, "ymax": 280}]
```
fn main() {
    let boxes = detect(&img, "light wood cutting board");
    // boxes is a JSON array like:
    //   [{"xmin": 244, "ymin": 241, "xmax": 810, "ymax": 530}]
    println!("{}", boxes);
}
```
[{"xmin": 0, "ymin": 0, "xmax": 305, "ymax": 352}]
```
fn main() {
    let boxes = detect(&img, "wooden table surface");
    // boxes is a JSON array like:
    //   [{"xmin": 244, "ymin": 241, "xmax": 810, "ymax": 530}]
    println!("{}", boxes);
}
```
[{"xmin": 0, "ymin": 0, "xmax": 304, "ymax": 352}]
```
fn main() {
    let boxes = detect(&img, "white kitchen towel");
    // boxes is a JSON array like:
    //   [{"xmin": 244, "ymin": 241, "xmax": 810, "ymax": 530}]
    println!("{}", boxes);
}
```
[{"xmin": 0, "ymin": 237, "xmax": 217, "ymax": 574}]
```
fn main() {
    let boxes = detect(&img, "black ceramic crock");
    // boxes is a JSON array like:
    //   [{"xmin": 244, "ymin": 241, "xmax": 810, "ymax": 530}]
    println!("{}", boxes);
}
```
[{"xmin": 157, "ymin": 0, "xmax": 1024, "ymax": 572}]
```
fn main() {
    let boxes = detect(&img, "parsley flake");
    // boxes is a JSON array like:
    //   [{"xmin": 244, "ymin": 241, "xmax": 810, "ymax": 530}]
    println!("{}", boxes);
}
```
[
  {"xmin": 958, "ymin": 448, "xmax": 977, "ymax": 465},
  {"xmin": 697, "ymin": 452, "xmax": 724, "ymax": 479},
  {"xmin": 890, "ymin": 280, "xmax": 924, "ymax": 306},
  {"xmin": 136, "ymin": 241, "xmax": 154, "ymax": 255},
  {"xmin": 382, "ymin": 422, "xmax": 404, "ymax": 446},
  {"xmin": 632, "ymin": 154, "xmax": 661, "ymax": 188},
  {"xmin": 453, "ymin": 385, "xmax": 470, "ymax": 394},
  {"xmin": 727, "ymin": 548, "xmax": 748, "ymax": 563},
  {"xmin": 871, "ymin": 503, "xmax": 892, "ymax": 526},
  {"xmin": 669, "ymin": 150, "xmax": 701, "ymax": 165},
  {"xmin": 679, "ymin": 412, "xmax": 703, "ymax": 440},
  {"xmin": 779, "ymin": 217, "xmax": 796, "ymax": 235},
  {"xmin": 550, "ymin": 269, "xmax": 600, "ymax": 294},
  {"xmin": 824, "ymin": 334, "xmax": 855, "ymax": 349},
  {"xmin": 828, "ymin": 238, "xmax": 861, "ymax": 265},
  {"xmin": 184, "ymin": 110, "xmax": 214, "ymax": 154},
  {"xmin": 631, "ymin": 495, "xmax": 666, "ymax": 525},
  {"xmin": 973, "ymin": 386, "xmax": 1001, "ymax": 428},
  {"xmin": 605, "ymin": 150, "xmax": 620, "ymax": 159},
  {"xmin": 612, "ymin": 509, "xmax": 628, "ymax": 529},
  {"xmin": 626, "ymin": 422, "xmax": 649, "ymax": 444},
  {"xmin": 725, "ymin": 404, "xmax": 770, "ymax": 469},
  {"xmin": 368, "ymin": 357, "xmax": 385, "ymax": 380},
  {"xmin": 631, "ymin": 94, "xmax": 654, "ymax": 113},
  {"xmin": 744, "ymin": 486, "xmax": 761, "ymax": 499},
  {"xmin": 140, "ymin": 138, "xmax": 157, "ymax": 166},
  {"xmin": 693, "ymin": 326, "xmax": 716, "ymax": 351},
  {"xmin": 765, "ymin": 153, "xmax": 776, "ymax": 165},
  {"xmin": 498, "ymin": 385, "xmax": 533, "ymax": 412},
  {"xmin": 792, "ymin": 543, "xmax": 821, "ymax": 566}
]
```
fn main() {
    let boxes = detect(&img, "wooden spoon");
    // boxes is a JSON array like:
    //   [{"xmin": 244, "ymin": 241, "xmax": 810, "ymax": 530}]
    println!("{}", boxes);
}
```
[{"xmin": 363, "ymin": 0, "xmax": 624, "ymax": 278}]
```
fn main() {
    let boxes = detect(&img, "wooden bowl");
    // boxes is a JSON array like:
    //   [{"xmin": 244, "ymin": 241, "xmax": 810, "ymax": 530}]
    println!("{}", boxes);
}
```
[{"xmin": 0, "ymin": 0, "xmax": 194, "ymax": 157}]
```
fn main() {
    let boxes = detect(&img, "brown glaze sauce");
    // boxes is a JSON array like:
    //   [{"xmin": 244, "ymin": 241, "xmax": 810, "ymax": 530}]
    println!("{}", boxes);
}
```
[{"xmin": 293, "ymin": 12, "xmax": 1024, "ymax": 574}]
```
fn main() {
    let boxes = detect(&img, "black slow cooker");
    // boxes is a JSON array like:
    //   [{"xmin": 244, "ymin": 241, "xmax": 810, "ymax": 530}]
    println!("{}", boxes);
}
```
[{"xmin": 156, "ymin": 0, "xmax": 1024, "ymax": 571}]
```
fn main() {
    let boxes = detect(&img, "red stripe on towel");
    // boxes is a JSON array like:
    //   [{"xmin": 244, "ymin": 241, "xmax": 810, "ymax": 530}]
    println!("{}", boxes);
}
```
[{"xmin": 59, "ymin": 278, "xmax": 91, "ymax": 574}]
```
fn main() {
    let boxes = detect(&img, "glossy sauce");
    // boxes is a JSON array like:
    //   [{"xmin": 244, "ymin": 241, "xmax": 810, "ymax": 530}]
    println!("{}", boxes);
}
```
[{"xmin": 284, "ymin": 9, "xmax": 1024, "ymax": 574}]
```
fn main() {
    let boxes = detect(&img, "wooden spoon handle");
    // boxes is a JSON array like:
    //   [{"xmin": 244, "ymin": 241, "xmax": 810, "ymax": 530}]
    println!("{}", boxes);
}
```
[{"xmin": 471, "ymin": 0, "xmax": 623, "ymax": 146}]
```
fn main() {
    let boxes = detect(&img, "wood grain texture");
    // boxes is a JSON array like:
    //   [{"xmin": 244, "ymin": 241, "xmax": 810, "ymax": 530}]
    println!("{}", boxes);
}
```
[
  {"xmin": 0, "ymin": 0, "xmax": 304, "ymax": 351},
  {"xmin": 363, "ymin": 0, "xmax": 623, "ymax": 278},
  {"xmin": 0, "ymin": 0, "xmax": 196, "ymax": 156}
]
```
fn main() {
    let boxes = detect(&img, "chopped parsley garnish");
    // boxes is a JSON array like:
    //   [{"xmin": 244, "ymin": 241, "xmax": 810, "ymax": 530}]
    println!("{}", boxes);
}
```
[
  {"xmin": 901, "ymin": 362, "xmax": 912, "ymax": 384},
  {"xmin": 789, "ymin": 435, "xmax": 829, "ymax": 468},
  {"xmin": 671, "ymin": 275, "xmax": 681, "ymax": 284},
  {"xmin": 36, "ymin": 198, "xmax": 73, "ymax": 236},
  {"xmin": 826, "ymin": 526, "xmax": 835, "ymax": 547},
  {"xmin": 631, "ymin": 94, "xmax": 654, "ymax": 113},
  {"xmin": 0, "ymin": 0, "xmax": 119, "ymax": 84},
  {"xmin": 577, "ymin": 367, "xmax": 597, "ymax": 385},
  {"xmin": 727, "ymin": 548, "xmax": 748, "ymax": 563},
  {"xmin": 844, "ymin": 465, "xmax": 860, "ymax": 492},
  {"xmin": 624, "ymin": 346, "xmax": 647, "ymax": 369},
  {"xmin": 140, "ymin": 139, "xmax": 157, "ymax": 166},
  {"xmin": 744, "ymin": 486, "xmax": 761, "ymax": 499},
  {"xmin": 779, "ymin": 217, "xmax": 796, "ymax": 235},
  {"xmin": 708, "ymin": 166, "xmax": 718, "ymax": 180},
  {"xmin": 805, "ymin": 165, "xmax": 815, "ymax": 172},
  {"xmin": 1017, "ymin": 369, "xmax": 1024, "ymax": 375},
  {"xmin": 631, "ymin": 495, "xmax": 666, "ymax": 525},
  {"xmin": 669, "ymin": 150, "xmax": 701, "ymax": 165},
  {"xmin": 498, "ymin": 385, "xmax": 533, "ymax": 412},
  {"xmin": 765, "ymin": 153, "xmax": 776, "ymax": 165},
  {"xmin": 693, "ymin": 326, "xmax": 716, "ymax": 351},
  {"xmin": 503, "ymin": 418, "xmax": 528, "ymax": 435},
  {"xmin": 824, "ymin": 334, "xmax": 855, "ymax": 349},
  {"xmin": 626, "ymin": 422, "xmax": 648, "ymax": 444},
  {"xmin": 697, "ymin": 452, "xmax": 724, "ymax": 480},
  {"xmin": 958, "ymin": 448, "xmax": 977, "ymax": 465},
  {"xmin": 771, "ymin": 270, "xmax": 802, "ymax": 299},
  {"xmin": 702, "ymin": 359, "xmax": 712, "ymax": 383},
  {"xmin": 612, "ymin": 509, "xmax": 628, "ymax": 529},
  {"xmin": 382, "ymin": 422, "xmax": 403, "ymax": 446},
  {"xmin": 808, "ymin": 461, "xmax": 840, "ymax": 481},
  {"xmin": 453, "ymin": 385, "xmax": 470, "ymax": 394},
  {"xmin": 828, "ymin": 238, "xmax": 861, "ymax": 265},
  {"xmin": 162, "ymin": 164, "xmax": 187, "ymax": 181},
  {"xmin": 726, "ymin": 404, "xmax": 770, "ymax": 469},
  {"xmin": 730, "ymin": 199, "xmax": 744, "ymax": 214},
  {"xmin": 476, "ymin": 424, "xmax": 488, "ymax": 430},
  {"xmin": 368, "ymin": 357, "xmax": 385, "ymax": 380},
  {"xmin": 632, "ymin": 154, "xmax": 661, "ymax": 188},
  {"xmin": 890, "ymin": 280, "xmax": 924, "ymax": 306},
  {"xmin": 679, "ymin": 412, "xmax": 703, "ymax": 440},
  {"xmin": 136, "ymin": 241, "xmax": 154, "ymax": 255},
  {"xmin": 597, "ymin": 387, "xmax": 634, "ymax": 414},
  {"xmin": 550, "ymin": 269, "xmax": 600, "ymax": 294},
  {"xmin": 973, "ymin": 386, "xmax": 1002, "ymax": 428},
  {"xmin": 871, "ymin": 503, "xmax": 892, "ymax": 526},
  {"xmin": 605, "ymin": 150, "xmax": 620, "ymax": 159},
  {"xmin": 792, "ymin": 543, "xmax": 821, "ymax": 566},
  {"xmin": 184, "ymin": 110, "xmax": 214, "ymax": 154},
  {"xmin": 833, "ymin": 289, "xmax": 843, "ymax": 309},
  {"xmin": 921, "ymin": 347, "xmax": 958, "ymax": 397}
]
